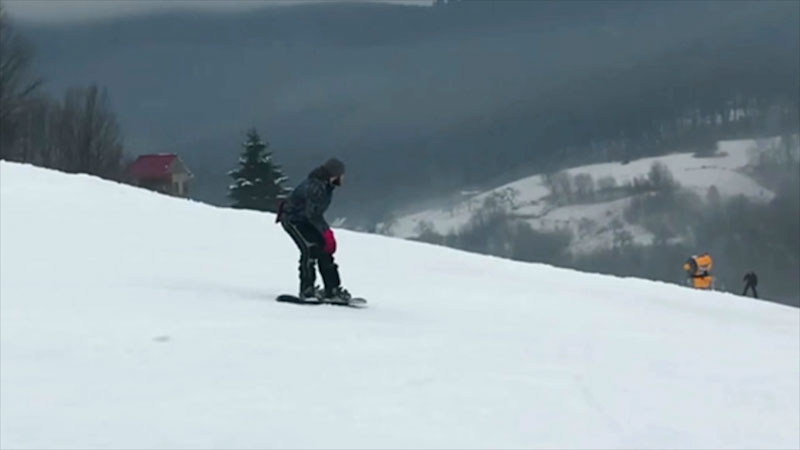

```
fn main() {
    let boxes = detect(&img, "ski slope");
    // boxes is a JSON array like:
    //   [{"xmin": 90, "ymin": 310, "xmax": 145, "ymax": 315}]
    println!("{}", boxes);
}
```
[
  {"xmin": 1, "ymin": 161, "xmax": 798, "ymax": 449},
  {"xmin": 391, "ymin": 138, "xmax": 783, "ymax": 251}
]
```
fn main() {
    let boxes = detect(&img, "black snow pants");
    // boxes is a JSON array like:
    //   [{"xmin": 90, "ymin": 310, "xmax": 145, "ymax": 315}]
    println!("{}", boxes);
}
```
[
  {"xmin": 281, "ymin": 219, "xmax": 340, "ymax": 294},
  {"xmin": 742, "ymin": 284, "xmax": 758, "ymax": 298}
]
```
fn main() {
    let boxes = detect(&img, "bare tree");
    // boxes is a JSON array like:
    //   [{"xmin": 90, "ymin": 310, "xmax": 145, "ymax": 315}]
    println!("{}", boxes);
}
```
[
  {"xmin": 0, "ymin": 6, "xmax": 42, "ymax": 159},
  {"xmin": 11, "ymin": 95, "xmax": 52, "ymax": 164},
  {"xmin": 57, "ymin": 85, "xmax": 124, "ymax": 178}
]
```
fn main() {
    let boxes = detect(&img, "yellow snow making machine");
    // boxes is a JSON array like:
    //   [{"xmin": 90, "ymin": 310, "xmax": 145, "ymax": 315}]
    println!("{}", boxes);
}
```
[{"xmin": 683, "ymin": 253, "xmax": 714, "ymax": 290}]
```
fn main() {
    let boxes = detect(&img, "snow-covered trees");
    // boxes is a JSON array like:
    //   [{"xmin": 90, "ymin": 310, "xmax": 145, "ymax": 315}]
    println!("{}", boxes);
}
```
[{"xmin": 228, "ymin": 129, "xmax": 290, "ymax": 213}]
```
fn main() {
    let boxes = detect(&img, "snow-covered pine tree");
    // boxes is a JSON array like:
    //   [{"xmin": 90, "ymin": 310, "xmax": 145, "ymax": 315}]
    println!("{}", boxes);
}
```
[{"xmin": 228, "ymin": 129, "xmax": 290, "ymax": 213}]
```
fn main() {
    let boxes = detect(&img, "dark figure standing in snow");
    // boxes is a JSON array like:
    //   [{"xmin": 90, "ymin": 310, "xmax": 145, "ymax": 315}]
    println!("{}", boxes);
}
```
[
  {"xmin": 742, "ymin": 271, "xmax": 758, "ymax": 298},
  {"xmin": 277, "ymin": 158, "xmax": 351, "ymax": 303}
]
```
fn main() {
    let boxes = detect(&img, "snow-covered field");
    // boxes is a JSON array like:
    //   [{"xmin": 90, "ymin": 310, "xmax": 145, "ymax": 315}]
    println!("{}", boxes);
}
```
[
  {"xmin": 391, "ymin": 138, "xmax": 784, "ymax": 252},
  {"xmin": 1, "ymin": 161, "xmax": 798, "ymax": 449}
]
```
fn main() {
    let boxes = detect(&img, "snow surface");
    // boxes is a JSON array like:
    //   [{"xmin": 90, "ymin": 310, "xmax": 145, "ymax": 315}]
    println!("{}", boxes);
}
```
[
  {"xmin": 1, "ymin": 161, "xmax": 799, "ymax": 449},
  {"xmin": 391, "ymin": 138, "xmax": 782, "ymax": 252}
]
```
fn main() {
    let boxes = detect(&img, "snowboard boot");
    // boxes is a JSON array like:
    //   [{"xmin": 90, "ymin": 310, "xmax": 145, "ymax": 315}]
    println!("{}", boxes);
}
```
[
  {"xmin": 324, "ymin": 286, "xmax": 352, "ymax": 304},
  {"xmin": 299, "ymin": 285, "xmax": 323, "ymax": 302}
]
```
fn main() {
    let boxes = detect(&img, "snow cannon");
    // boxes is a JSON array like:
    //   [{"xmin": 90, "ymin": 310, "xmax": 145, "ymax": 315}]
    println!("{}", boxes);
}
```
[
  {"xmin": 683, "ymin": 253, "xmax": 714, "ymax": 290},
  {"xmin": 683, "ymin": 253, "xmax": 713, "ymax": 275}
]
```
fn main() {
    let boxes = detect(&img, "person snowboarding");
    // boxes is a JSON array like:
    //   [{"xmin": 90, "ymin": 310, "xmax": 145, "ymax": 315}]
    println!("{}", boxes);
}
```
[
  {"xmin": 742, "ymin": 271, "xmax": 758, "ymax": 298},
  {"xmin": 276, "ymin": 158, "xmax": 351, "ymax": 304}
]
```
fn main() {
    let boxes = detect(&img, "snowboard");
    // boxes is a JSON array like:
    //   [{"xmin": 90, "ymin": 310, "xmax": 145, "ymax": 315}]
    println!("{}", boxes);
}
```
[{"xmin": 276, "ymin": 294, "xmax": 367, "ymax": 308}]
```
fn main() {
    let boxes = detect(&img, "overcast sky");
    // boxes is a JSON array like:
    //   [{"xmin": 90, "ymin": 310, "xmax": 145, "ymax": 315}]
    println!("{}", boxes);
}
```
[{"xmin": 3, "ymin": 0, "xmax": 432, "ymax": 23}]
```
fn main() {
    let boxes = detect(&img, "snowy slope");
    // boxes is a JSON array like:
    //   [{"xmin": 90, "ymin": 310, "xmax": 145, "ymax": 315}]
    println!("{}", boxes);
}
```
[
  {"xmin": 1, "ymin": 161, "xmax": 798, "ymax": 449},
  {"xmin": 391, "ymin": 138, "xmax": 783, "ymax": 252}
]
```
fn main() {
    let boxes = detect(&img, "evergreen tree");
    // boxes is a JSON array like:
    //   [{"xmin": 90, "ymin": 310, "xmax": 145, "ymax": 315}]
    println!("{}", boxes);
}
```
[{"xmin": 228, "ymin": 129, "xmax": 290, "ymax": 212}]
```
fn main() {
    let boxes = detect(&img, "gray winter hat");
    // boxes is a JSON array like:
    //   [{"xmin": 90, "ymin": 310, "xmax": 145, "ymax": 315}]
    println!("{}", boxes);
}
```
[{"xmin": 323, "ymin": 158, "xmax": 346, "ymax": 177}]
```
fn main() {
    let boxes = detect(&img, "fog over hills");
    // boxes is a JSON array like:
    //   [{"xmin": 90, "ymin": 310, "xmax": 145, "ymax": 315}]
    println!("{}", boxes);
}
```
[{"xmin": 13, "ymin": 1, "xmax": 799, "ymax": 222}]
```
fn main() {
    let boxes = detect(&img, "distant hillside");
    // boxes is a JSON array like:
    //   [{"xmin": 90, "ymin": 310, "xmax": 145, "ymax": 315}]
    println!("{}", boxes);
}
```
[
  {"xmin": 391, "ymin": 138, "xmax": 782, "ymax": 249},
  {"xmin": 389, "ymin": 136, "xmax": 800, "ymax": 305}
]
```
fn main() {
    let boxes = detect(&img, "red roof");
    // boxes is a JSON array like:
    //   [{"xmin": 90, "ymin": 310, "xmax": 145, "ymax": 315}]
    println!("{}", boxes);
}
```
[{"xmin": 129, "ymin": 154, "xmax": 177, "ymax": 179}]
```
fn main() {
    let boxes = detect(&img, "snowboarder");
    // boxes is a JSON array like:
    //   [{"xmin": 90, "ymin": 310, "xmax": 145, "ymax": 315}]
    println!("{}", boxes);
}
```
[
  {"xmin": 276, "ymin": 158, "xmax": 351, "ymax": 304},
  {"xmin": 742, "ymin": 271, "xmax": 758, "ymax": 298}
]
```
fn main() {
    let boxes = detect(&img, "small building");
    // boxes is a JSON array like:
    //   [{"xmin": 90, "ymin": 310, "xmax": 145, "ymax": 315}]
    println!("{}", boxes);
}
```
[{"xmin": 129, "ymin": 154, "xmax": 193, "ymax": 197}]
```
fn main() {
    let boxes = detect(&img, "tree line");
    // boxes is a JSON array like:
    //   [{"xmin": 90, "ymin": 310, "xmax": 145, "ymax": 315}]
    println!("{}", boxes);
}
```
[
  {"xmin": 2, "ymin": 7, "xmax": 296, "ymax": 211},
  {"xmin": 0, "ymin": 7, "xmax": 125, "ymax": 180}
]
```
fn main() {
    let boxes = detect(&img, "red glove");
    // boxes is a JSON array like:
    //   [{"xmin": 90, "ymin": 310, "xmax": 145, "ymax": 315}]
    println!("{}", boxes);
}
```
[{"xmin": 323, "ymin": 229, "xmax": 337, "ymax": 254}]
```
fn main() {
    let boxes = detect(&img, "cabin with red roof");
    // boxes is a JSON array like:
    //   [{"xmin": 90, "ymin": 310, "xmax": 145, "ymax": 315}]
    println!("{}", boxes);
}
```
[{"xmin": 128, "ymin": 154, "xmax": 193, "ymax": 197}]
